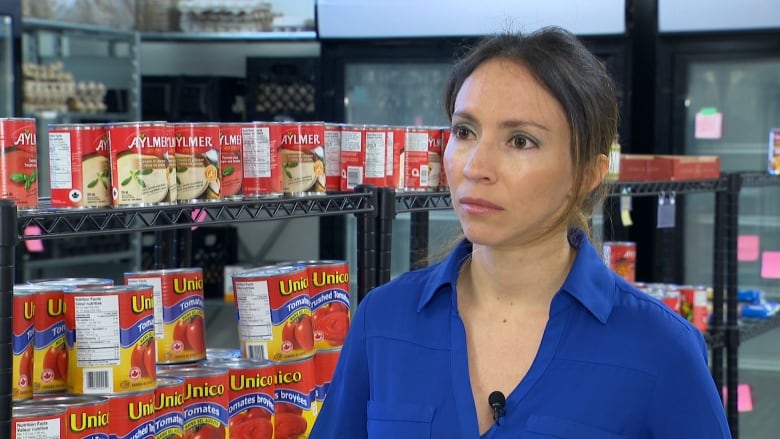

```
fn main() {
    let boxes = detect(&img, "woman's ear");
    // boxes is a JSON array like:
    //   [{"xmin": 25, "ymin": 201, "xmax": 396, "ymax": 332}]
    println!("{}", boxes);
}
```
[{"xmin": 589, "ymin": 153, "xmax": 609, "ymax": 191}]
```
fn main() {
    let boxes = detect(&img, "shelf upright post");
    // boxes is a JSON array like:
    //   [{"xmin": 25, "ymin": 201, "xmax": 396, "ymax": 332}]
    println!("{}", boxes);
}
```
[
  {"xmin": 409, "ymin": 210, "xmax": 430, "ymax": 270},
  {"xmin": 725, "ymin": 172, "xmax": 742, "ymax": 438},
  {"xmin": 0, "ymin": 200, "xmax": 17, "ymax": 437},
  {"xmin": 711, "ymin": 176, "xmax": 727, "ymax": 404},
  {"xmin": 355, "ymin": 185, "xmax": 378, "ymax": 303},
  {"xmin": 376, "ymin": 187, "xmax": 396, "ymax": 286}
]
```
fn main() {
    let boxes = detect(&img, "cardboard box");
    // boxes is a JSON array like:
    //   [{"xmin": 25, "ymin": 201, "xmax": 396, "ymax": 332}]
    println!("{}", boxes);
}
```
[
  {"xmin": 618, "ymin": 154, "xmax": 655, "ymax": 181},
  {"xmin": 649, "ymin": 155, "xmax": 721, "ymax": 181}
]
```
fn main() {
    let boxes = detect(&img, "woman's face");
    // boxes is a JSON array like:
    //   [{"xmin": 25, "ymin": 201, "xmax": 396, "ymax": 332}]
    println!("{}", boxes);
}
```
[{"xmin": 444, "ymin": 58, "xmax": 574, "ymax": 248}]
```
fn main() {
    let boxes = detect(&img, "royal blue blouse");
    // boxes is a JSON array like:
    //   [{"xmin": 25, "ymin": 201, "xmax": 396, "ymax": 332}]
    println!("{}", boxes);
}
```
[{"xmin": 310, "ymin": 230, "xmax": 731, "ymax": 438}]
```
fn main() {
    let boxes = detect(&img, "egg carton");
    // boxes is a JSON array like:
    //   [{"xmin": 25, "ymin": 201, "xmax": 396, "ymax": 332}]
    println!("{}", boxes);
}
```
[
  {"xmin": 177, "ymin": 0, "xmax": 277, "ymax": 32},
  {"xmin": 177, "ymin": 0, "xmax": 272, "ymax": 15}
]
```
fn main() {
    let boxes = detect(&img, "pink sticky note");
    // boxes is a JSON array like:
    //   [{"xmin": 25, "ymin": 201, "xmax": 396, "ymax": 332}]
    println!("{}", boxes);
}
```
[
  {"xmin": 761, "ymin": 251, "xmax": 780, "ymax": 279},
  {"xmin": 23, "ymin": 225, "xmax": 44, "ymax": 253},
  {"xmin": 722, "ymin": 384, "xmax": 754, "ymax": 412},
  {"xmin": 191, "ymin": 208, "xmax": 207, "ymax": 231},
  {"xmin": 694, "ymin": 112, "xmax": 723, "ymax": 139},
  {"xmin": 738, "ymin": 235, "xmax": 760, "ymax": 261}
]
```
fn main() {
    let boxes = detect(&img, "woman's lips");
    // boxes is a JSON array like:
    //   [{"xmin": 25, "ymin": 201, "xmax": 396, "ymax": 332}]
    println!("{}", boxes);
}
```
[{"xmin": 459, "ymin": 197, "xmax": 503, "ymax": 214}]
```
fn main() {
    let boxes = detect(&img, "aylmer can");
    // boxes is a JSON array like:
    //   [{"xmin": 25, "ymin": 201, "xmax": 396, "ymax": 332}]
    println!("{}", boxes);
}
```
[
  {"xmin": 218, "ymin": 123, "xmax": 244, "ymax": 199},
  {"xmin": 12, "ymin": 285, "xmax": 37, "ymax": 401},
  {"xmin": 124, "ymin": 268, "xmax": 207, "ymax": 364},
  {"xmin": 200, "ymin": 358, "xmax": 275, "ymax": 439},
  {"xmin": 402, "ymin": 126, "xmax": 431, "ymax": 191},
  {"xmin": 173, "ymin": 122, "xmax": 221, "ymax": 202},
  {"xmin": 154, "ymin": 376, "xmax": 185, "ymax": 439},
  {"xmin": 339, "ymin": 124, "xmax": 387, "ymax": 190},
  {"xmin": 108, "ymin": 121, "xmax": 177, "ymax": 206},
  {"xmin": 105, "ymin": 389, "xmax": 157, "ymax": 439},
  {"xmin": 159, "ymin": 366, "xmax": 229, "ymax": 439},
  {"xmin": 63, "ymin": 284, "xmax": 156, "ymax": 395},
  {"xmin": 48, "ymin": 123, "xmax": 111, "ymax": 208},
  {"xmin": 240, "ymin": 122, "xmax": 282, "ymax": 198},
  {"xmin": 232, "ymin": 265, "xmax": 313, "ymax": 362},
  {"xmin": 291, "ymin": 260, "xmax": 351, "ymax": 351},
  {"xmin": 279, "ymin": 122, "xmax": 326, "ymax": 195},
  {"xmin": 12, "ymin": 404, "xmax": 66, "ymax": 439},
  {"xmin": 27, "ymin": 278, "xmax": 114, "ymax": 395},
  {"xmin": 275, "ymin": 356, "xmax": 317, "ymax": 439},
  {"xmin": 24, "ymin": 394, "xmax": 110, "ymax": 439},
  {"xmin": 0, "ymin": 117, "xmax": 38, "ymax": 209}
]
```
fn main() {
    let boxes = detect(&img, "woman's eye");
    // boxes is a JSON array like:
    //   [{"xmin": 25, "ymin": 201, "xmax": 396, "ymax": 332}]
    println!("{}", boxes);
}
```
[
  {"xmin": 511, "ymin": 136, "xmax": 535, "ymax": 149},
  {"xmin": 454, "ymin": 126, "xmax": 471, "ymax": 139}
]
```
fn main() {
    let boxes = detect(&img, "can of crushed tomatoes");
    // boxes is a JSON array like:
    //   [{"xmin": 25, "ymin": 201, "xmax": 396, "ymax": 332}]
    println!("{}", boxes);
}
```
[
  {"xmin": 290, "ymin": 260, "xmax": 350, "ymax": 351},
  {"xmin": 154, "ymin": 376, "xmax": 185, "ymax": 439},
  {"xmin": 63, "ymin": 284, "xmax": 156, "ymax": 395},
  {"xmin": 201, "ymin": 358, "xmax": 275, "ymax": 439},
  {"xmin": 159, "ymin": 366, "xmax": 229, "ymax": 439},
  {"xmin": 232, "ymin": 265, "xmax": 313, "ymax": 362},
  {"xmin": 12, "ymin": 404, "xmax": 66, "ymax": 439},
  {"xmin": 274, "ymin": 356, "xmax": 317, "ymax": 439},
  {"xmin": 279, "ymin": 122, "xmax": 326, "ymax": 195},
  {"xmin": 23, "ymin": 394, "xmax": 110, "ymax": 439},
  {"xmin": 241, "ymin": 122, "xmax": 283, "ymax": 198},
  {"xmin": 105, "ymin": 390, "xmax": 157, "ymax": 439},
  {"xmin": 602, "ymin": 241, "xmax": 636, "ymax": 283},
  {"xmin": 108, "ymin": 121, "xmax": 176, "ymax": 206},
  {"xmin": 124, "ymin": 268, "xmax": 207, "ymax": 364},
  {"xmin": 313, "ymin": 348, "xmax": 341, "ymax": 413},
  {"xmin": 218, "ymin": 123, "xmax": 244, "ymax": 199},
  {"xmin": 48, "ymin": 123, "xmax": 111, "ymax": 208},
  {"xmin": 0, "ymin": 118, "xmax": 38, "ymax": 209},
  {"xmin": 12, "ymin": 285, "xmax": 36, "ymax": 401}
]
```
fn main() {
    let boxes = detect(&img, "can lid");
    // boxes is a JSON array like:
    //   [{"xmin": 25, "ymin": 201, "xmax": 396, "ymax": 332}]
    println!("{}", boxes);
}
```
[
  {"xmin": 159, "ymin": 366, "xmax": 228, "ymax": 379},
  {"xmin": 13, "ymin": 284, "xmax": 58, "ymax": 296},
  {"xmin": 201, "ymin": 358, "xmax": 273, "ymax": 369},
  {"xmin": 125, "ymin": 268, "xmax": 202, "ymax": 277},
  {"xmin": 29, "ymin": 277, "xmax": 114, "ymax": 288},
  {"xmin": 22, "ymin": 394, "xmax": 108, "ymax": 407},
  {"xmin": 63, "ymin": 284, "xmax": 151, "ymax": 294},
  {"xmin": 232, "ymin": 264, "xmax": 305, "ymax": 279},
  {"xmin": 284, "ymin": 260, "xmax": 347, "ymax": 268},
  {"xmin": 156, "ymin": 376, "xmax": 185, "ymax": 387},
  {"xmin": 13, "ymin": 404, "xmax": 67, "ymax": 417}
]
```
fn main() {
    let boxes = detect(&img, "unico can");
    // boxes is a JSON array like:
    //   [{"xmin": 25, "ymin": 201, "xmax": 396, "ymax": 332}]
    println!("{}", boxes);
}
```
[
  {"xmin": 108, "ymin": 121, "xmax": 176, "ymax": 206},
  {"xmin": 124, "ymin": 268, "xmax": 207, "ymax": 364},
  {"xmin": 173, "ymin": 123, "xmax": 221, "ymax": 201},
  {"xmin": 12, "ymin": 285, "xmax": 36, "ymax": 401},
  {"xmin": 63, "ymin": 284, "xmax": 156, "ymax": 394},
  {"xmin": 201, "ymin": 358, "xmax": 275, "ymax": 439},
  {"xmin": 106, "ymin": 390, "xmax": 157, "ymax": 439},
  {"xmin": 232, "ymin": 265, "xmax": 313, "ymax": 362},
  {"xmin": 218, "ymin": 123, "xmax": 244, "ymax": 199},
  {"xmin": 314, "ymin": 348, "xmax": 341, "ymax": 413},
  {"xmin": 12, "ymin": 404, "xmax": 66, "ymax": 439},
  {"xmin": 274, "ymin": 356, "xmax": 316, "ymax": 439},
  {"xmin": 279, "ymin": 122, "xmax": 326, "ymax": 195},
  {"xmin": 0, "ymin": 118, "xmax": 38, "ymax": 209},
  {"xmin": 241, "ymin": 121, "xmax": 282, "ymax": 197},
  {"xmin": 293, "ymin": 260, "xmax": 350, "ymax": 351},
  {"xmin": 24, "ymin": 394, "xmax": 110, "ymax": 439},
  {"xmin": 160, "ymin": 366, "xmax": 229, "ymax": 439},
  {"xmin": 48, "ymin": 123, "xmax": 111, "ymax": 208},
  {"xmin": 154, "ymin": 376, "xmax": 185, "ymax": 439}
]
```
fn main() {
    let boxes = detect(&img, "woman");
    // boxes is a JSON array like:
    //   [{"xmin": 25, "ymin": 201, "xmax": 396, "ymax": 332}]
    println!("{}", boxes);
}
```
[{"xmin": 311, "ymin": 27, "xmax": 731, "ymax": 438}]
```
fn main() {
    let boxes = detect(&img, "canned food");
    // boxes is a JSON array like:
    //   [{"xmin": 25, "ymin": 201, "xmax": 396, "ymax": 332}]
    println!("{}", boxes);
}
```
[
  {"xmin": 159, "ymin": 366, "xmax": 229, "ymax": 439},
  {"xmin": 29, "ymin": 284, "xmax": 68, "ymax": 394},
  {"xmin": 154, "ymin": 376, "xmax": 185, "ymax": 439},
  {"xmin": 24, "ymin": 394, "xmax": 109, "ymax": 439},
  {"xmin": 63, "ymin": 284, "xmax": 156, "ymax": 394},
  {"xmin": 279, "ymin": 122, "xmax": 326, "ymax": 195},
  {"xmin": 402, "ymin": 127, "xmax": 431, "ymax": 191},
  {"xmin": 48, "ymin": 123, "xmax": 111, "ymax": 208},
  {"xmin": 206, "ymin": 348, "xmax": 241, "ymax": 361},
  {"xmin": 174, "ymin": 123, "xmax": 221, "ymax": 202},
  {"xmin": 201, "ymin": 358, "xmax": 275, "ymax": 439},
  {"xmin": 339, "ymin": 124, "xmax": 386, "ymax": 190},
  {"xmin": 233, "ymin": 265, "xmax": 313, "ymax": 362},
  {"xmin": 124, "ymin": 268, "xmax": 207, "ymax": 364},
  {"xmin": 425, "ymin": 127, "xmax": 443, "ymax": 191},
  {"xmin": 218, "ymin": 123, "xmax": 244, "ymax": 199},
  {"xmin": 12, "ymin": 285, "xmax": 37, "ymax": 401},
  {"xmin": 223, "ymin": 265, "xmax": 252, "ymax": 303},
  {"xmin": 106, "ymin": 390, "xmax": 157, "ymax": 439},
  {"xmin": 12, "ymin": 404, "xmax": 66, "ymax": 439},
  {"xmin": 275, "ymin": 356, "xmax": 316, "ymax": 439},
  {"xmin": 108, "ymin": 121, "xmax": 177, "ymax": 206},
  {"xmin": 323, "ymin": 123, "xmax": 342, "ymax": 191},
  {"xmin": 607, "ymin": 135, "xmax": 622, "ymax": 182},
  {"xmin": 314, "ymin": 348, "xmax": 341, "ymax": 413},
  {"xmin": 440, "ymin": 127, "xmax": 450, "ymax": 191},
  {"xmin": 240, "ymin": 122, "xmax": 282, "ymax": 198},
  {"xmin": 387, "ymin": 126, "xmax": 405, "ymax": 190},
  {"xmin": 680, "ymin": 285, "xmax": 709, "ymax": 332},
  {"xmin": 769, "ymin": 129, "xmax": 780, "ymax": 175},
  {"xmin": 293, "ymin": 260, "xmax": 350, "ymax": 351},
  {"xmin": 0, "ymin": 118, "xmax": 38, "ymax": 209},
  {"xmin": 602, "ymin": 241, "xmax": 636, "ymax": 283}
]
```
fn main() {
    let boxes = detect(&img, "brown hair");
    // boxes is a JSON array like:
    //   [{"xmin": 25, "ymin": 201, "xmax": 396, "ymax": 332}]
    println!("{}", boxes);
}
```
[{"xmin": 443, "ymin": 26, "xmax": 618, "ymax": 240}]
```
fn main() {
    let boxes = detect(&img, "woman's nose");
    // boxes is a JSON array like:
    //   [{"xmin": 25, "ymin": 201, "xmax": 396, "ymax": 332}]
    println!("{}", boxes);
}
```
[{"xmin": 462, "ymin": 138, "xmax": 496, "ymax": 183}]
